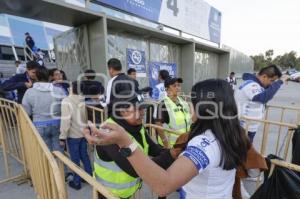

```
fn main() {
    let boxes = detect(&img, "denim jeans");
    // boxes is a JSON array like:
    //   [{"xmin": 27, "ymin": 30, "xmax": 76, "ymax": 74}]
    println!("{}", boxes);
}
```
[
  {"xmin": 67, "ymin": 138, "xmax": 92, "ymax": 185},
  {"xmin": 36, "ymin": 124, "xmax": 63, "ymax": 152}
]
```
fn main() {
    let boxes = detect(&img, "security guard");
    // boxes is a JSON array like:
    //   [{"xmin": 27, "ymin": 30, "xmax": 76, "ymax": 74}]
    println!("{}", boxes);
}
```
[
  {"xmin": 84, "ymin": 91, "xmax": 183, "ymax": 199},
  {"xmin": 156, "ymin": 77, "xmax": 191, "ymax": 148}
]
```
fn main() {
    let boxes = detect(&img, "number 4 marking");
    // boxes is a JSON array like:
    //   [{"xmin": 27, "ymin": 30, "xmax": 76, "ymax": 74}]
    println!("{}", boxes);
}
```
[{"xmin": 167, "ymin": 0, "xmax": 179, "ymax": 16}]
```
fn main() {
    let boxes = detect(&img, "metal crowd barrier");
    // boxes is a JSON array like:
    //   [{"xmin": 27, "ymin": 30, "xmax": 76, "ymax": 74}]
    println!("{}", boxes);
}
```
[
  {"xmin": 86, "ymin": 105, "xmax": 106, "ymax": 125},
  {"xmin": 242, "ymin": 117, "xmax": 297, "ymax": 161},
  {"xmin": 265, "ymin": 104, "xmax": 300, "ymax": 125},
  {"xmin": 18, "ymin": 104, "xmax": 67, "ymax": 199},
  {"xmin": 53, "ymin": 151, "xmax": 117, "ymax": 199},
  {"xmin": 242, "ymin": 116, "xmax": 298, "ymax": 189},
  {"xmin": 0, "ymin": 98, "xmax": 116, "ymax": 199},
  {"xmin": 0, "ymin": 98, "xmax": 27, "ymax": 184}
]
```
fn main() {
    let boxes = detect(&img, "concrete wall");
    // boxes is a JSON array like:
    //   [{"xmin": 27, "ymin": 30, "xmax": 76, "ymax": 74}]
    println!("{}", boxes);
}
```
[
  {"xmin": 87, "ymin": 17, "xmax": 108, "ymax": 77},
  {"xmin": 181, "ymin": 43, "xmax": 195, "ymax": 93},
  {"xmin": 223, "ymin": 45, "xmax": 254, "ymax": 78},
  {"xmin": 54, "ymin": 16, "xmax": 253, "ymax": 93},
  {"xmin": 194, "ymin": 49, "xmax": 219, "ymax": 82},
  {"xmin": 106, "ymin": 31, "xmax": 182, "ymax": 88},
  {"xmin": 54, "ymin": 25, "xmax": 90, "ymax": 81}
]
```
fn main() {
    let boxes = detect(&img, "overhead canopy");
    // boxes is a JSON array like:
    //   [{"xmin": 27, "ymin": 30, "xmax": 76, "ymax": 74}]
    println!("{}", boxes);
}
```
[{"xmin": 0, "ymin": 0, "xmax": 103, "ymax": 26}]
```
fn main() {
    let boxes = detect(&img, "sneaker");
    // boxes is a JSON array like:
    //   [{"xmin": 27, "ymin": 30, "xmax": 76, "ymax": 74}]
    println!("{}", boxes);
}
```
[
  {"xmin": 65, "ymin": 172, "xmax": 74, "ymax": 182},
  {"xmin": 68, "ymin": 181, "xmax": 81, "ymax": 190}
]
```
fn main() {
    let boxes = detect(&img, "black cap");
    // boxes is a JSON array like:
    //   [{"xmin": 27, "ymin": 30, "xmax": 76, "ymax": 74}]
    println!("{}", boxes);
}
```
[
  {"xmin": 164, "ymin": 77, "xmax": 183, "ymax": 88},
  {"xmin": 110, "ymin": 90, "xmax": 149, "ymax": 110}
]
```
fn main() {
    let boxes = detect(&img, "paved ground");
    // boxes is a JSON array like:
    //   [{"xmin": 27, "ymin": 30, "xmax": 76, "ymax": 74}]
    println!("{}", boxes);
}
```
[{"xmin": 0, "ymin": 81, "xmax": 299, "ymax": 199}]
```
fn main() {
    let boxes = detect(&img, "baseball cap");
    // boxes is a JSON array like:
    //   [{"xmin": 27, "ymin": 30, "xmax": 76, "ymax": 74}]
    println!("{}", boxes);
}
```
[
  {"xmin": 110, "ymin": 90, "xmax": 150, "ymax": 110},
  {"xmin": 164, "ymin": 77, "xmax": 183, "ymax": 88}
]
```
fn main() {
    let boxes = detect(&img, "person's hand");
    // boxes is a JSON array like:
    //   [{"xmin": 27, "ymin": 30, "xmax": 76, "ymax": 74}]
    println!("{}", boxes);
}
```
[
  {"xmin": 173, "ymin": 132, "xmax": 189, "ymax": 149},
  {"xmin": 25, "ymin": 80, "xmax": 33, "ymax": 88},
  {"xmin": 85, "ymin": 122, "xmax": 132, "ymax": 147},
  {"xmin": 83, "ymin": 127, "xmax": 102, "ymax": 145},
  {"xmin": 281, "ymin": 75, "xmax": 289, "ymax": 84},
  {"xmin": 170, "ymin": 133, "xmax": 189, "ymax": 159},
  {"xmin": 59, "ymin": 139, "xmax": 66, "ymax": 147},
  {"xmin": 161, "ymin": 137, "xmax": 170, "ymax": 148}
]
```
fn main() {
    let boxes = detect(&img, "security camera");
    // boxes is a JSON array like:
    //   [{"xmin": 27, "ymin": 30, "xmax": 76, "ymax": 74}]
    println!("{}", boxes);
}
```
[{"xmin": 157, "ymin": 24, "xmax": 164, "ymax": 31}]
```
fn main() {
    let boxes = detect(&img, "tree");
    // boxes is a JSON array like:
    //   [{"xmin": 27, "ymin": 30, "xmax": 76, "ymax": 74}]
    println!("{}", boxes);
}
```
[
  {"xmin": 296, "ymin": 57, "xmax": 300, "ymax": 70},
  {"xmin": 277, "ymin": 51, "xmax": 297, "ymax": 69},
  {"xmin": 250, "ymin": 53, "xmax": 268, "ymax": 71},
  {"xmin": 265, "ymin": 49, "xmax": 274, "ymax": 63},
  {"xmin": 251, "ymin": 50, "xmax": 299, "ymax": 71}
]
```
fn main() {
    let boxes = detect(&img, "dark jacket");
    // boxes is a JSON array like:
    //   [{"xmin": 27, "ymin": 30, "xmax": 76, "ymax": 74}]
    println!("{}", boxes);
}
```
[
  {"xmin": 96, "ymin": 117, "xmax": 175, "ymax": 178},
  {"xmin": 25, "ymin": 36, "xmax": 35, "ymax": 49},
  {"xmin": 0, "ymin": 73, "xmax": 30, "ymax": 103},
  {"xmin": 82, "ymin": 80, "xmax": 105, "ymax": 95},
  {"xmin": 109, "ymin": 73, "xmax": 136, "ymax": 104},
  {"xmin": 107, "ymin": 73, "xmax": 136, "ymax": 115}
]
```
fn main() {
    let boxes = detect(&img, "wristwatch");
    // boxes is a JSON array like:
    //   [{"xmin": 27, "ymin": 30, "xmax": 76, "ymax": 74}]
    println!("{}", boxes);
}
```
[{"xmin": 119, "ymin": 141, "xmax": 138, "ymax": 157}]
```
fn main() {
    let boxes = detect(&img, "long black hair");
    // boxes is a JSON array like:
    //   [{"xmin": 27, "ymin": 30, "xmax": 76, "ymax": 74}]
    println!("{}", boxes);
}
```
[{"xmin": 189, "ymin": 79, "xmax": 249, "ymax": 170}]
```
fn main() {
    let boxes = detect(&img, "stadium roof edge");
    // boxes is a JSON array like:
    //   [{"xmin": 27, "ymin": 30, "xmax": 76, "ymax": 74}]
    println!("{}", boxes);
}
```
[
  {"xmin": 106, "ymin": 15, "xmax": 229, "ymax": 54},
  {"xmin": 0, "ymin": 0, "xmax": 104, "ymax": 26},
  {"xmin": 0, "ymin": 0, "xmax": 229, "ymax": 54}
]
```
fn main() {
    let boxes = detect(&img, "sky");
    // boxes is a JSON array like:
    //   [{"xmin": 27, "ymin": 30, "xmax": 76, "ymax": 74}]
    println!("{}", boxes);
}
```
[{"xmin": 205, "ymin": 0, "xmax": 300, "ymax": 57}]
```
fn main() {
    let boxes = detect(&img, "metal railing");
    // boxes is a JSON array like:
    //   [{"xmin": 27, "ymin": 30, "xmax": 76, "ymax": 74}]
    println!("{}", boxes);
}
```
[
  {"xmin": 18, "ymin": 104, "xmax": 67, "ymax": 199},
  {"xmin": 0, "ymin": 98, "xmax": 116, "ymax": 199},
  {"xmin": 0, "ymin": 98, "xmax": 27, "ymax": 184},
  {"xmin": 53, "ymin": 151, "xmax": 117, "ymax": 199},
  {"xmin": 23, "ymin": 44, "xmax": 34, "ymax": 62}
]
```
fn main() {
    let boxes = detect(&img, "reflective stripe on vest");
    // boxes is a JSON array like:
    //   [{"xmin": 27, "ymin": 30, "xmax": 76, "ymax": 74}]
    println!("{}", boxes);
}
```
[
  {"xmin": 94, "ymin": 150, "xmax": 122, "ymax": 172},
  {"xmin": 160, "ymin": 96, "xmax": 191, "ymax": 146},
  {"xmin": 94, "ymin": 118, "xmax": 149, "ymax": 198},
  {"xmin": 95, "ymin": 175, "xmax": 140, "ymax": 190}
]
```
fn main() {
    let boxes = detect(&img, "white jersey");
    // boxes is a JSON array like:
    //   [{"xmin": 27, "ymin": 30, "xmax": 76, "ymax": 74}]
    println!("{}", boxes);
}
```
[
  {"xmin": 154, "ymin": 82, "xmax": 166, "ymax": 101},
  {"xmin": 234, "ymin": 80, "xmax": 264, "ymax": 132},
  {"xmin": 226, "ymin": 76, "xmax": 236, "ymax": 90},
  {"xmin": 181, "ymin": 130, "xmax": 235, "ymax": 199}
]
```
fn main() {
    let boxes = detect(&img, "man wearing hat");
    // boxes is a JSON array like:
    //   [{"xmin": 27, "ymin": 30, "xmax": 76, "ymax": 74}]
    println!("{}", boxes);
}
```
[
  {"xmin": 155, "ymin": 77, "xmax": 192, "ymax": 148},
  {"xmin": 85, "ymin": 91, "xmax": 184, "ymax": 199}
]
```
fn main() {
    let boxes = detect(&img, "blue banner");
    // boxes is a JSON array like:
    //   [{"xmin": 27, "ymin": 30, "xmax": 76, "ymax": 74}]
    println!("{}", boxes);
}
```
[
  {"xmin": 148, "ymin": 62, "xmax": 177, "ymax": 89},
  {"xmin": 95, "ymin": 0, "xmax": 162, "ymax": 21},
  {"xmin": 92, "ymin": 0, "xmax": 221, "ymax": 44},
  {"xmin": 208, "ymin": 7, "xmax": 222, "ymax": 43},
  {"xmin": 127, "ymin": 48, "xmax": 146, "ymax": 77}
]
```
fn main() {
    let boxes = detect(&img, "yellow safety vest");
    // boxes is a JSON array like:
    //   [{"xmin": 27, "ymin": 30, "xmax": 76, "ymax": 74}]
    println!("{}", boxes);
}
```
[
  {"xmin": 158, "ymin": 96, "xmax": 191, "ymax": 147},
  {"xmin": 94, "ymin": 118, "xmax": 149, "ymax": 198}
]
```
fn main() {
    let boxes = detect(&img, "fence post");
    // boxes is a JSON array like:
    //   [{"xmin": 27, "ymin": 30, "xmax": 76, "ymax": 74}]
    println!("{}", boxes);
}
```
[
  {"xmin": 0, "ymin": 118, "xmax": 10, "ymax": 178},
  {"xmin": 275, "ymin": 108, "xmax": 285, "ymax": 155},
  {"xmin": 283, "ymin": 129, "xmax": 293, "ymax": 161},
  {"xmin": 260, "ymin": 122, "xmax": 270, "ymax": 156}
]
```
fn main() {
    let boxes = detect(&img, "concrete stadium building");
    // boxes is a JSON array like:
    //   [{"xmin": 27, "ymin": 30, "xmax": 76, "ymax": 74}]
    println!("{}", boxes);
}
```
[{"xmin": 0, "ymin": 0, "xmax": 253, "ymax": 93}]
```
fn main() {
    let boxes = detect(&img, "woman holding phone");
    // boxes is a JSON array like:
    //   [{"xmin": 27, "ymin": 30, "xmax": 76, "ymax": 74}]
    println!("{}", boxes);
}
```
[{"xmin": 85, "ymin": 79, "xmax": 249, "ymax": 199}]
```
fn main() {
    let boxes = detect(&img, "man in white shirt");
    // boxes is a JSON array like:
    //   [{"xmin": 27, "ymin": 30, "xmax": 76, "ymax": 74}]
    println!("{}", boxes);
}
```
[
  {"xmin": 102, "ymin": 58, "xmax": 136, "ymax": 116},
  {"xmin": 235, "ymin": 65, "xmax": 286, "ymax": 142},
  {"xmin": 226, "ymin": 72, "xmax": 237, "ymax": 91}
]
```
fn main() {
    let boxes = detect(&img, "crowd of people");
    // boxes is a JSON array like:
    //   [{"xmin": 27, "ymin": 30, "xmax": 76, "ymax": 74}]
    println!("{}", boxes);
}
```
[{"xmin": 0, "ymin": 54, "xmax": 288, "ymax": 198}]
